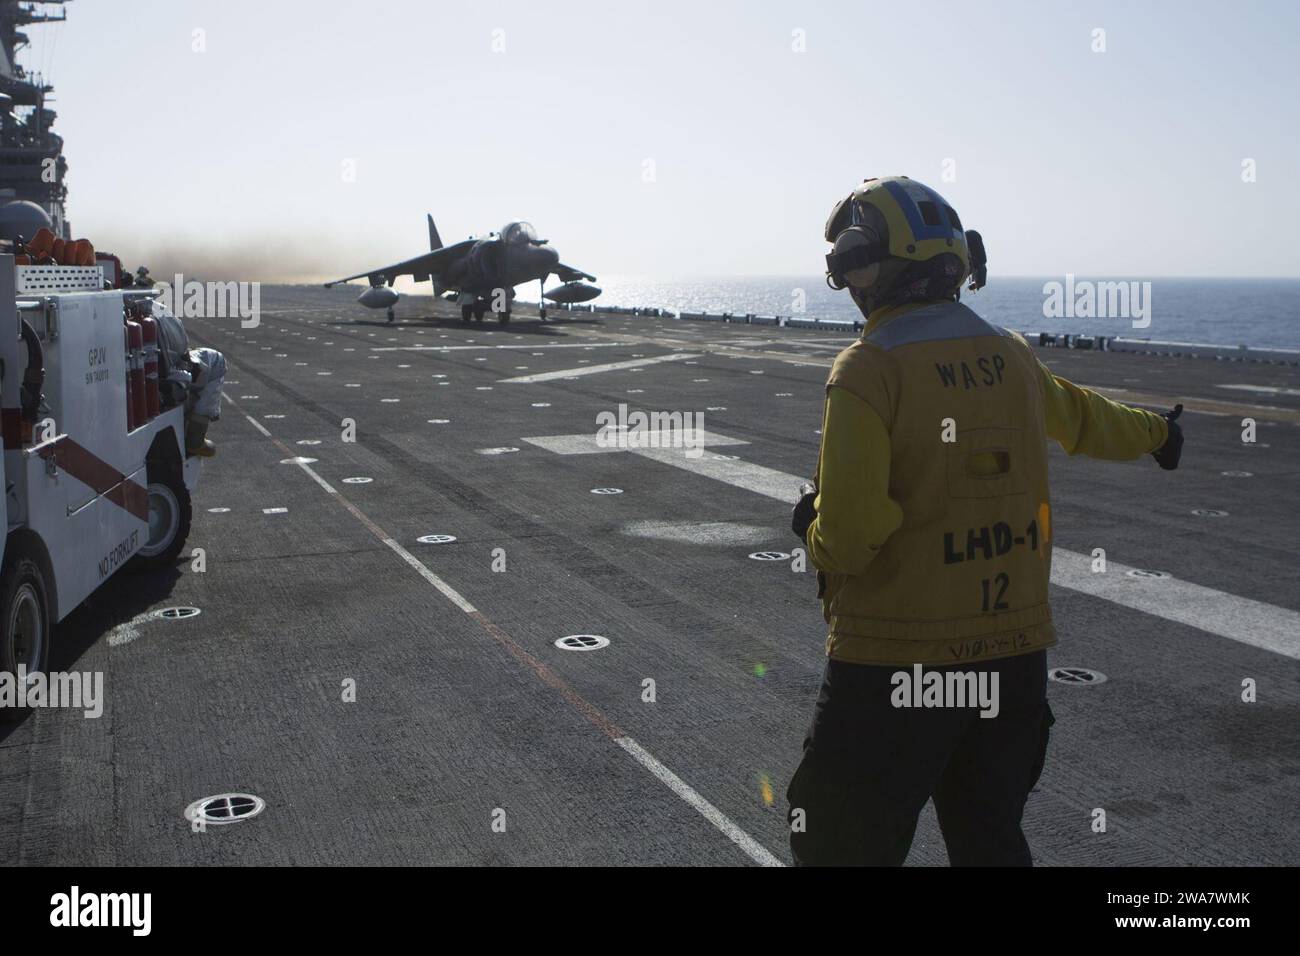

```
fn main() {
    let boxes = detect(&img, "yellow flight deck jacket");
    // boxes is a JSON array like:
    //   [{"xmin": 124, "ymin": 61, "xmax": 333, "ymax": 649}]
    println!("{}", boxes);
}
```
[{"xmin": 806, "ymin": 299, "xmax": 1169, "ymax": 666}]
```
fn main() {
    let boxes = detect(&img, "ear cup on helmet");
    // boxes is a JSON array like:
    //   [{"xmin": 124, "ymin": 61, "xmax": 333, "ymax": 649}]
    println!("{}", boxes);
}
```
[{"xmin": 831, "ymin": 227, "xmax": 884, "ymax": 289}]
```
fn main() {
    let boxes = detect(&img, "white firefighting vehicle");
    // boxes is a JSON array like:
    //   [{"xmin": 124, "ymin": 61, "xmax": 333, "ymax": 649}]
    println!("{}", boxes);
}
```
[{"xmin": 1, "ymin": 254, "xmax": 201, "ymax": 679}]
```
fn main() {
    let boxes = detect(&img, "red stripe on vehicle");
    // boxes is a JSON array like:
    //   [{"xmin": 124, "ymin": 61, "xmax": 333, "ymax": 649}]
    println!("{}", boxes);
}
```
[{"xmin": 36, "ymin": 437, "xmax": 150, "ymax": 522}]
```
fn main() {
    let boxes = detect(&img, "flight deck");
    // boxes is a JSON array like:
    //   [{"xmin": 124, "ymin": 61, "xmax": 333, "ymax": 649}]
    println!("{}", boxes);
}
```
[{"xmin": 2, "ymin": 284, "xmax": 1296, "ymax": 866}]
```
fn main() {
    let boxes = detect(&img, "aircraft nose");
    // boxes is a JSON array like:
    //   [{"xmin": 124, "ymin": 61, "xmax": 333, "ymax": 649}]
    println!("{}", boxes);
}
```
[
  {"xmin": 535, "ymin": 244, "xmax": 560, "ymax": 271},
  {"xmin": 508, "ymin": 242, "xmax": 560, "ymax": 282}
]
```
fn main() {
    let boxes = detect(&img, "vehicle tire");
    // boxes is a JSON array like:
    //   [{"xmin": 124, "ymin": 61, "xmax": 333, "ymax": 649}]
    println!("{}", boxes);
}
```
[
  {"xmin": 129, "ymin": 471, "xmax": 193, "ymax": 570},
  {"xmin": 1, "ymin": 547, "xmax": 52, "ymax": 707},
  {"xmin": 473, "ymin": 303, "xmax": 485, "ymax": 322},
  {"xmin": 498, "ymin": 311, "xmax": 511, "ymax": 326},
  {"xmin": 461, "ymin": 305, "xmax": 473, "ymax": 324}
]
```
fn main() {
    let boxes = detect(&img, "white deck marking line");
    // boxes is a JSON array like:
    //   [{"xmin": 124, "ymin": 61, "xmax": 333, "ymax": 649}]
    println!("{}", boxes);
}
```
[
  {"xmin": 372, "ymin": 342, "xmax": 631, "ymax": 352},
  {"xmin": 1217, "ymin": 383, "xmax": 1300, "ymax": 397},
  {"xmin": 781, "ymin": 338, "xmax": 859, "ymax": 349},
  {"xmin": 501, "ymin": 353, "xmax": 702, "ymax": 384},
  {"xmin": 522, "ymin": 428, "xmax": 748, "ymax": 456},
  {"xmin": 229, "ymin": 399, "xmax": 778, "ymax": 866},
  {"xmin": 617, "ymin": 737, "xmax": 782, "ymax": 867},
  {"xmin": 107, "ymin": 611, "xmax": 163, "ymax": 647},
  {"xmin": 1086, "ymin": 386, "xmax": 1300, "ymax": 423},
  {"xmin": 523, "ymin": 431, "xmax": 796, "ymax": 499},
  {"xmin": 633, "ymin": 445, "xmax": 803, "ymax": 502},
  {"xmin": 1049, "ymin": 550, "xmax": 1300, "ymax": 660},
  {"xmin": 293, "ymin": 458, "xmax": 339, "ymax": 497},
  {"xmin": 529, "ymin": 429, "xmax": 1300, "ymax": 660},
  {"xmin": 382, "ymin": 536, "xmax": 478, "ymax": 613}
]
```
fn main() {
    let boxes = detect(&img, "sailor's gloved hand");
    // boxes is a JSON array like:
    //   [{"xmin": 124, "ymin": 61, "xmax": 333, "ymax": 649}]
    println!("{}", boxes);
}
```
[
  {"xmin": 1152, "ymin": 403, "xmax": 1184, "ymax": 471},
  {"xmin": 792, "ymin": 482, "xmax": 818, "ymax": 542}
]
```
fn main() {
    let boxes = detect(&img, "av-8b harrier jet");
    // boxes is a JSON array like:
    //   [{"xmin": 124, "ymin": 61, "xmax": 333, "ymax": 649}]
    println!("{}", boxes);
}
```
[{"xmin": 324, "ymin": 215, "xmax": 601, "ymax": 324}]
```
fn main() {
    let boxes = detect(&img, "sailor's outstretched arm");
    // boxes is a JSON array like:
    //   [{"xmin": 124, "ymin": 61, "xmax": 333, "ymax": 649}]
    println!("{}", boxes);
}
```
[{"xmin": 1035, "ymin": 360, "xmax": 1168, "ymax": 460}]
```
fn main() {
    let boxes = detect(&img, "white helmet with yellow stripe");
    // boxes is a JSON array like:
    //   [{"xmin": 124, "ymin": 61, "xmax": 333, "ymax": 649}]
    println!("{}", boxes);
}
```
[{"xmin": 824, "ymin": 176, "xmax": 986, "ymax": 312}]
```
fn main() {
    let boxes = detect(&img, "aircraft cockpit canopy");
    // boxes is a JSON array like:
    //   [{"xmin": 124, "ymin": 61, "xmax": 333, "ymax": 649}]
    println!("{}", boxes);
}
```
[{"xmin": 501, "ymin": 221, "xmax": 538, "ymax": 245}]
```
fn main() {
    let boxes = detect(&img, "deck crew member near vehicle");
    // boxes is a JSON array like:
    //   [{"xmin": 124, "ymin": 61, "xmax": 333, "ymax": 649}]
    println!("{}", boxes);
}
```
[
  {"xmin": 787, "ymin": 176, "xmax": 1185, "ymax": 866},
  {"xmin": 142, "ymin": 298, "xmax": 226, "ymax": 458}
]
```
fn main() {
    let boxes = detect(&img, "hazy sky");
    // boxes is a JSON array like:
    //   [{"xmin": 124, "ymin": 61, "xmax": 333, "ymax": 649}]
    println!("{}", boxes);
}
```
[{"xmin": 29, "ymin": 0, "xmax": 1300, "ymax": 280}]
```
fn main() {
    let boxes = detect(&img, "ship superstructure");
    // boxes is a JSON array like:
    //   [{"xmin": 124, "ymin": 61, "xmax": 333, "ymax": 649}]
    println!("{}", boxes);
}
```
[{"xmin": 0, "ymin": 0, "xmax": 69, "ymax": 237}]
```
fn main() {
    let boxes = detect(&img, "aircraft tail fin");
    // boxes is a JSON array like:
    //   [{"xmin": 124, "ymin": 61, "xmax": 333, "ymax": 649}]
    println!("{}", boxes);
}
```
[{"xmin": 428, "ymin": 214, "xmax": 443, "ymax": 252}]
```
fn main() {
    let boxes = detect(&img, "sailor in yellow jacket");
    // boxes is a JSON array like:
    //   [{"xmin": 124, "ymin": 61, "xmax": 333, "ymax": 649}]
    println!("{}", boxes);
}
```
[{"xmin": 786, "ymin": 176, "xmax": 1184, "ymax": 866}]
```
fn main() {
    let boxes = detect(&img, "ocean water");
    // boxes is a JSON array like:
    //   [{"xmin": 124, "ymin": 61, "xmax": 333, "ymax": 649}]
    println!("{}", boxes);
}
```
[{"xmin": 589, "ymin": 276, "xmax": 1300, "ymax": 351}]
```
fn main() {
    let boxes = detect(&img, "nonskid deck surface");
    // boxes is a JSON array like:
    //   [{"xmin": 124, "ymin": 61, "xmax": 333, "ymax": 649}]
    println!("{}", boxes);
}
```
[{"xmin": 3, "ymin": 285, "xmax": 1296, "ymax": 866}]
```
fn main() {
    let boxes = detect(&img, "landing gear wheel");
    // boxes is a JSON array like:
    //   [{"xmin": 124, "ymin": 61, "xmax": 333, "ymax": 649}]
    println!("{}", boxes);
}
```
[
  {"xmin": 461, "ymin": 305, "xmax": 473, "ymax": 325},
  {"xmin": 129, "ymin": 471, "xmax": 193, "ymax": 570},
  {"xmin": 386, "ymin": 307, "xmax": 395, "ymax": 323},
  {"xmin": 1, "ymin": 547, "xmax": 51, "ymax": 713},
  {"xmin": 473, "ymin": 303, "xmax": 485, "ymax": 323},
  {"xmin": 498, "ymin": 311, "xmax": 511, "ymax": 326},
  {"xmin": 539, "ymin": 308, "xmax": 547, "ymax": 322}
]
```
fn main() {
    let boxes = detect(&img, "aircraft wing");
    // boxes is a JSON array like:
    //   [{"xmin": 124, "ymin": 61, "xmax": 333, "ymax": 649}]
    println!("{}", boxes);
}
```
[
  {"xmin": 553, "ymin": 262, "xmax": 596, "ymax": 282},
  {"xmin": 323, "ymin": 239, "xmax": 476, "ymax": 287}
]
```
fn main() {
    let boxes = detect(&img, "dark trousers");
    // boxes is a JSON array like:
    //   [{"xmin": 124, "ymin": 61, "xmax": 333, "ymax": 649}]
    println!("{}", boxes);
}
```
[{"xmin": 787, "ymin": 650, "xmax": 1053, "ymax": 866}]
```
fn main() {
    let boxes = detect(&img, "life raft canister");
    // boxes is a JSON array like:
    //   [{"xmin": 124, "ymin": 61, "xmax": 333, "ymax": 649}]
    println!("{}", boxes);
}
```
[
  {"xmin": 139, "ymin": 314, "xmax": 160, "ymax": 420},
  {"xmin": 124, "ymin": 318, "xmax": 145, "ymax": 430}
]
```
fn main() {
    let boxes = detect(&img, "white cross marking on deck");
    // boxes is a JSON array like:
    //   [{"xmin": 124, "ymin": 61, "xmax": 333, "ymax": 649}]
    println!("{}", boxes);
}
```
[{"xmin": 500, "ymin": 353, "xmax": 702, "ymax": 384}]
